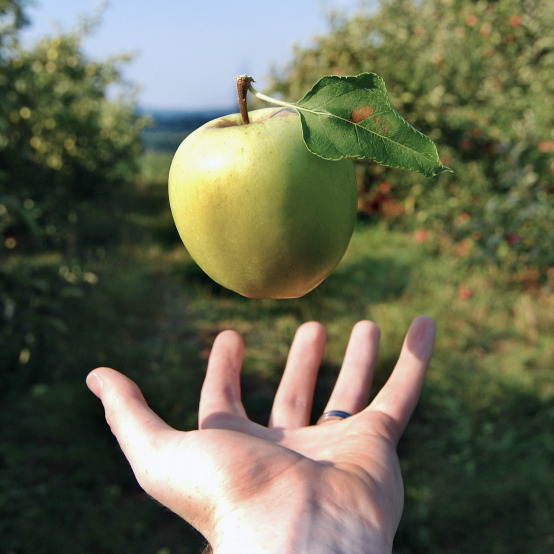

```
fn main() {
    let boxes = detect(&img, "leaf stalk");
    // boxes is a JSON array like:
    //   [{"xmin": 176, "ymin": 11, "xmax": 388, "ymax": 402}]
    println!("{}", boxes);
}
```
[{"xmin": 247, "ymin": 83, "xmax": 296, "ymax": 111}]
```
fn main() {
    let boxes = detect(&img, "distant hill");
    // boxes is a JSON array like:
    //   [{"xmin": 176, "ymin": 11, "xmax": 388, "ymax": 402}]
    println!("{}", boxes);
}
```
[{"xmin": 138, "ymin": 107, "xmax": 235, "ymax": 152}]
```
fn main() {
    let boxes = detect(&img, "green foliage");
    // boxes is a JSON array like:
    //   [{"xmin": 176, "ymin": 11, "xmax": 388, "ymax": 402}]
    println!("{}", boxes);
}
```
[
  {"xmin": 0, "ymin": 12, "xmax": 146, "ymax": 254},
  {"xmin": 1, "ymin": 253, "xmax": 208, "ymax": 554},
  {"xmin": 0, "ymin": 3, "xmax": 147, "ymax": 380},
  {"xmin": 137, "ymin": 150, "xmax": 174, "ymax": 185},
  {"xmin": 0, "ymin": 0, "xmax": 27, "ymax": 50},
  {"xmin": 269, "ymin": 0, "xmax": 554, "ymax": 279}
]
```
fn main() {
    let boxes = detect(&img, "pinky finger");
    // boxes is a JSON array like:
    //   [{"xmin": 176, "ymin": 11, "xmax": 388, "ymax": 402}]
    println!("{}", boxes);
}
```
[{"xmin": 367, "ymin": 316, "xmax": 436, "ymax": 445}]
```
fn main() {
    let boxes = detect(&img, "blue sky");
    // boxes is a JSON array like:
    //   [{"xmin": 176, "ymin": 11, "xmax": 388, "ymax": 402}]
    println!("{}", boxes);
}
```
[{"xmin": 21, "ymin": 0, "xmax": 362, "ymax": 111}]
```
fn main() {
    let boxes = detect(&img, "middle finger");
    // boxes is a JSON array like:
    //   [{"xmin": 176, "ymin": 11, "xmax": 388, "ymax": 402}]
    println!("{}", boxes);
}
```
[{"xmin": 268, "ymin": 322, "xmax": 326, "ymax": 429}]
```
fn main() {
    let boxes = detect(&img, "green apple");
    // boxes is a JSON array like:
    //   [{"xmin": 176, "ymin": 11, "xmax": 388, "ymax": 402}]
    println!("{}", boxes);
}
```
[{"xmin": 168, "ymin": 107, "xmax": 357, "ymax": 299}]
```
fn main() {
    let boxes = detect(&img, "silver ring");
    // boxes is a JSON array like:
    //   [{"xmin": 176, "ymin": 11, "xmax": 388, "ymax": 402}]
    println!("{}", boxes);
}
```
[{"xmin": 316, "ymin": 410, "xmax": 352, "ymax": 425}]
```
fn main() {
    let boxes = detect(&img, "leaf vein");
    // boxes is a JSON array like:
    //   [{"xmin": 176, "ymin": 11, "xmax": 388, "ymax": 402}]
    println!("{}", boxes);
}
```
[{"xmin": 299, "ymin": 107, "xmax": 432, "ymax": 160}]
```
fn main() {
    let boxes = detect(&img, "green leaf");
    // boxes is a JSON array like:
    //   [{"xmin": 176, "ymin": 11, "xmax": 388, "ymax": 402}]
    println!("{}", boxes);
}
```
[{"xmin": 294, "ymin": 73, "xmax": 451, "ymax": 177}]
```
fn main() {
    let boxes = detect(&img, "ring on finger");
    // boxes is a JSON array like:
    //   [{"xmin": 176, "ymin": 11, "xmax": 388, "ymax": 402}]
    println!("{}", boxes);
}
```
[{"xmin": 316, "ymin": 410, "xmax": 352, "ymax": 425}]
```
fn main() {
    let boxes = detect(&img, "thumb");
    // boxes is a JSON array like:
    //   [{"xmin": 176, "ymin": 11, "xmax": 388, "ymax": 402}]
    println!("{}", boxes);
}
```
[
  {"xmin": 86, "ymin": 367, "xmax": 174, "ymax": 487},
  {"xmin": 87, "ymin": 368, "xmax": 228, "ymax": 541}
]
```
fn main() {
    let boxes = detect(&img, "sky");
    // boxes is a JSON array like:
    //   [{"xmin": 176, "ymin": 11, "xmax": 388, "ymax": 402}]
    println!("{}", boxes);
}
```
[{"xmin": 20, "ymin": 0, "xmax": 363, "ymax": 111}]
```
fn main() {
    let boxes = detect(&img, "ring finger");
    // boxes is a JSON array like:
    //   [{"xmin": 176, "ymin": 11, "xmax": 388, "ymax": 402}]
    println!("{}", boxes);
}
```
[{"xmin": 319, "ymin": 320, "xmax": 380, "ymax": 422}]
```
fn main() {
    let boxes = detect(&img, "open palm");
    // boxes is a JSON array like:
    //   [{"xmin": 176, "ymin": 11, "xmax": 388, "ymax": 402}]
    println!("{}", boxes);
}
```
[{"xmin": 88, "ymin": 316, "xmax": 435, "ymax": 554}]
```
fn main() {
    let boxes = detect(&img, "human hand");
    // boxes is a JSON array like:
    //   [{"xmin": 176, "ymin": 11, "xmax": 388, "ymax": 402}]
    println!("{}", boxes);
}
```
[{"xmin": 87, "ymin": 316, "xmax": 435, "ymax": 554}]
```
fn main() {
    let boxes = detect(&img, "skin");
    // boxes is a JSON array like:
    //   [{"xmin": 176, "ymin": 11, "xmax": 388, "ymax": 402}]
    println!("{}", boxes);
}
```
[
  {"xmin": 168, "ymin": 108, "xmax": 358, "ymax": 299},
  {"xmin": 87, "ymin": 315, "xmax": 436, "ymax": 554}
]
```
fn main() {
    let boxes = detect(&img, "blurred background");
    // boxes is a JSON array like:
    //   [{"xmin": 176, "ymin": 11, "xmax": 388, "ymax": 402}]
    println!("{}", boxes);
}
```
[{"xmin": 1, "ymin": 0, "xmax": 553, "ymax": 552}]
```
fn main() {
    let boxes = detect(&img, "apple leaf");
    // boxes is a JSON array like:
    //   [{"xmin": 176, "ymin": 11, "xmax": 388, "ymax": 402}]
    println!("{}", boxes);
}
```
[{"xmin": 293, "ymin": 73, "xmax": 451, "ymax": 177}]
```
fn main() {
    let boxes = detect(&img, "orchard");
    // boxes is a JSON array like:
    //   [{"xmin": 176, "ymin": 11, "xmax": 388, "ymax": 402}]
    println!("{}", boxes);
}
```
[{"xmin": 269, "ymin": 0, "xmax": 554, "ymax": 284}]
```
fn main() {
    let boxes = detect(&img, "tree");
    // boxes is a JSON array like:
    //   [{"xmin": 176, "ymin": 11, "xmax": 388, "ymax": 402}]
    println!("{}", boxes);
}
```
[
  {"xmin": 0, "ymin": 0, "xmax": 146, "ymax": 385},
  {"xmin": 0, "ymin": 8, "xmax": 145, "ymax": 254},
  {"xmin": 270, "ymin": 0, "xmax": 554, "ymax": 281}
]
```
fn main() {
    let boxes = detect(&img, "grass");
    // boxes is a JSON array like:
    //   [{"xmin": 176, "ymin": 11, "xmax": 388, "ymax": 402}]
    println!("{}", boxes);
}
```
[{"xmin": 2, "ymin": 151, "xmax": 553, "ymax": 553}]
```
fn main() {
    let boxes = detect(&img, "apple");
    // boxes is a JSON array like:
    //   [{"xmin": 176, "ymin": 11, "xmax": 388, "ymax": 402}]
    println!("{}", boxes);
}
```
[{"xmin": 168, "ymin": 107, "xmax": 357, "ymax": 299}]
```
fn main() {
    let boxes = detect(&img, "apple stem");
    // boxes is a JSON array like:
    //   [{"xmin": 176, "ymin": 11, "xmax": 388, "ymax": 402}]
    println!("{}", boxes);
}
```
[
  {"xmin": 236, "ymin": 75, "xmax": 254, "ymax": 125},
  {"xmin": 236, "ymin": 75, "xmax": 299, "ymax": 123}
]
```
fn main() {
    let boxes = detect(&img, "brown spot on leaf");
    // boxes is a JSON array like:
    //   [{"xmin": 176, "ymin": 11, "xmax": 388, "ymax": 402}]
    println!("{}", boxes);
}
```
[
  {"xmin": 373, "ymin": 116, "xmax": 388, "ymax": 133},
  {"xmin": 350, "ymin": 105, "xmax": 374, "ymax": 124}
]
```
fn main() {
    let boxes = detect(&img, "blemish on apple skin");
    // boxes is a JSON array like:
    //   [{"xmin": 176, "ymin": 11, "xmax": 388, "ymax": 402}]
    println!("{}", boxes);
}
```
[
  {"xmin": 350, "ymin": 106, "xmax": 374, "ymax": 123},
  {"xmin": 265, "ymin": 107, "xmax": 296, "ymax": 120},
  {"xmin": 213, "ymin": 118, "xmax": 239, "ymax": 128}
]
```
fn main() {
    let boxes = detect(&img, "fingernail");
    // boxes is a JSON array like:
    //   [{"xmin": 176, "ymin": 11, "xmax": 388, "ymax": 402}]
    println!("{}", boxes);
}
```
[{"xmin": 86, "ymin": 372, "xmax": 103, "ymax": 399}]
